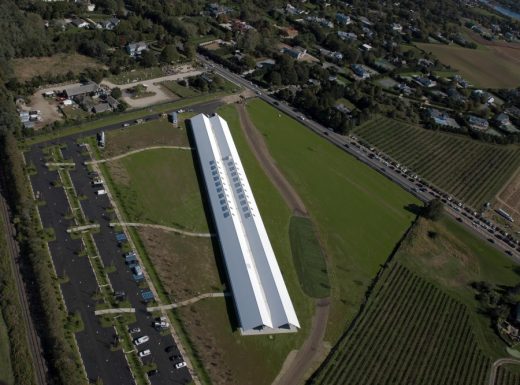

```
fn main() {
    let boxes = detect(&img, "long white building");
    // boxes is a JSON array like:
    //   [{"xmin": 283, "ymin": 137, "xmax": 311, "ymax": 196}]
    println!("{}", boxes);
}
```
[{"xmin": 190, "ymin": 113, "xmax": 300, "ymax": 335}]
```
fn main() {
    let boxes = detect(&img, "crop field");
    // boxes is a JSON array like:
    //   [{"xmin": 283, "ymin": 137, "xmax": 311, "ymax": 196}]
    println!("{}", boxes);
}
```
[
  {"xmin": 416, "ymin": 43, "xmax": 520, "ymax": 88},
  {"xmin": 308, "ymin": 262, "xmax": 520, "ymax": 385},
  {"xmin": 246, "ymin": 99, "xmax": 419, "ymax": 341},
  {"xmin": 354, "ymin": 116, "xmax": 520, "ymax": 208}
]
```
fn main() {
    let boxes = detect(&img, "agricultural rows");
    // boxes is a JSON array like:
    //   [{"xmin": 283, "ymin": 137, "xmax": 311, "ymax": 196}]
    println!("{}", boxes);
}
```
[
  {"xmin": 496, "ymin": 365, "xmax": 520, "ymax": 385},
  {"xmin": 353, "ymin": 117, "xmax": 520, "ymax": 208},
  {"xmin": 309, "ymin": 263, "xmax": 513, "ymax": 385}
]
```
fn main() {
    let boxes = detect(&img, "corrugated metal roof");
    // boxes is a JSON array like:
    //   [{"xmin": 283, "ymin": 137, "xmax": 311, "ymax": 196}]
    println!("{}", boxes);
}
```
[{"xmin": 190, "ymin": 113, "xmax": 300, "ymax": 334}]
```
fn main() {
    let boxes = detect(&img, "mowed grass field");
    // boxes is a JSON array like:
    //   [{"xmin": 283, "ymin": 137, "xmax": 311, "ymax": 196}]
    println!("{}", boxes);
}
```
[
  {"xmin": 416, "ymin": 42, "xmax": 520, "ymax": 88},
  {"xmin": 354, "ymin": 116, "xmax": 520, "ymax": 208},
  {"xmin": 311, "ymin": 217, "xmax": 520, "ymax": 385},
  {"xmin": 103, "ymin": 118, "xmax": 190, "ymax": 158},
  {"xmin": 104, "ymin": 107, "xmax": 314, "ymax": 385},
  {"xmin": 108, "ymin": 148, "xmax": 208, "ymax": 232},
  {"xmin": 10, "ymin": 53, "xmax": 103, "ymax": 81},
  {"xmin": 246, "ymin": 99, "xmax": 419, "ymax": 341}
]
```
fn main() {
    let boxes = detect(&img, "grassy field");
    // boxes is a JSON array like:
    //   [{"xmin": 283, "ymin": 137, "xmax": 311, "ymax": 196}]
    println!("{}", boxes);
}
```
[
  {"xmin": 10, "ymin": 53, "xmax": 103, "ymax": 81},
  {"xmin": 161, "ymin": 80, "xmax": 200, "ymax": 98},
  {"xmin": 354, "ymin": 116, "xmax": 520, "ymax": 208},
  {"xmin": 416, "ymin": 42, "xmax": 520, "ymax": 88},
  {"xmin": 245, "ymin": 99, "xmax": 419, "ymax": 342},
  {"xmin": 108, "ymin": 148, "xmax": 208, "ymax": 232},
  {"xmin": 138, "ymin": 228, "xmax": 222, "ymax": 301},
  {"xmin": 310, "ymin": 216, "xmax": 520, "ymax": 385},
  {"xmin": 103, "ymin": 117, "xmax": 190, "ymax": 157},
  {"xmin": 0, "ymin": 311, "xmax": 14, "ymax": 385},
  {"xmin": 289, "ymin": 216, "xmax": 330, "ymax": 298}
]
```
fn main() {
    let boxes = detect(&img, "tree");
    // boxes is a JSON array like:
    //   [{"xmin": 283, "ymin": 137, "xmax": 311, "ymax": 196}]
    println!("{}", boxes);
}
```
[
  {"xmin": 159, "ymin": 44, "xmax": 179, "ymax": 63},
  {"xmin": 422, "ymin": 199, "xmax": 443, "ymax": 221},
  {"xmin": 140, "ymin": 50, "xmax": 157, "ymax": 67},
  {"xmin": 111, "ymin": 87, "xmax": 122, "ymax": 99}
]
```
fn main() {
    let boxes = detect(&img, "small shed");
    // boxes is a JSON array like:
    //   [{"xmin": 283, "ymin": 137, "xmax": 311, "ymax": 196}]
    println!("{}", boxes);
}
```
[{"xmin": 169, "ymin": 111, "xmax": 178, "ymax": 127}]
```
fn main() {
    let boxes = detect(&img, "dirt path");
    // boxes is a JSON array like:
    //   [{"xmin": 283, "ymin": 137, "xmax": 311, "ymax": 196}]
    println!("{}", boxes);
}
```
[
  {"xmin": 147, "ymin": 292, "xmax": 228, "ymax": 312},
  {"xmin": 236, "ymin": 103, "xmax": 307, "ymax": 216},
  {"xmin": 110, "ymin": 222, "xmax": 212, "ymax": 238},
  {"xmin": 85, "ymin": 145, "xmax": 192, "ymax": 165},
  {"xmin": 236, "ymin": 103, "xmax": 330, "ymax": 385},
  {"xmin": 488, "ymin": 358, "xmax": 520, "ymax": 385}
]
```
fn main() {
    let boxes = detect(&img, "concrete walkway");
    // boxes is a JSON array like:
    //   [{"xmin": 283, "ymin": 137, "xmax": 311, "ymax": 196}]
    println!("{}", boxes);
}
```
[
  {"xmin": 94, "ymin": 308, "xmax": 136, "ymax": 315},
  {"xmin": 85, "ymin": 145, "xmax": 192, "ymax": 165},
  {"xmin": 67, "ymin": 224, "xmax": 100, "ymax": 233},
  {"xmin": 147, "ymin": 292, "xmax": 228, "ymax": 312},
  {"xmin": 45, "ymin": 162, "xmax": 75, "ymax": 167},
  {"xmin": 110, "ymin": 222, "xmax": 212, "ymax": 238}
]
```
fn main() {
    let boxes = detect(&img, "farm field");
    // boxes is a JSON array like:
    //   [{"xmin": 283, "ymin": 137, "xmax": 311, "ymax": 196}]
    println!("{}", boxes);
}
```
[
  {"xmin": 416, "ymin": 42, "xmax": 520, "ymax": 88},
  {"xmin": 353, "ymin": 116, "xmax": 520, "ymax": 209},
  {"xmin": 10, "ymin": 53, "xmax": 103, "ymax": 81},
  {"xmin": 308, "ymin": 261, "xmax": 520, "ymax": 385},
  {"xmin": 102, "ymin": 105, "xmax": 314, "ymax": 385},
  {"xmin": 246, "ymin": 99, "xmax": 419, "ymax": 342}
]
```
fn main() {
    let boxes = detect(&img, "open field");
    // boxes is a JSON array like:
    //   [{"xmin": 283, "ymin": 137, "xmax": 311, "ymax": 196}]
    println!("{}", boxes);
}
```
[
  {"xmin": 416, "ymin": 42, "xmax": 520, "ymax": 88},
  {"xmin": 103, "ymin": 118, "xmax": 190, "ymax": 157},
  {"xmin": 309, "ymin": 260, "xmax": 519, "ymax": 385},
  {"xmin": 108, "ymin": 148, "xmax": 208, "ymax": 232},
  {"xmin": 289, "ymin": 216, "xmax": 330, "ymax": 298},
  {"xmin": 10, "ymin": 53, "xmax": 103, "ymax": 81},
  {"xmin": 245, "ymin": 99, "xmax": 419, "ymax": 342},
  {"xmin": 496, "ymin": 168, "xmax": 520, "ymax": 222},
  {"xmin": 138, "ymin": 228, "xmax": 222, "ymax": 301},
  {"xmin": 107, "ymin": 67, "xmax": 164, "ymax": 85},
  {"xmin": 161, "ymin": 81, "xmax": 200, "ymax": 98},
  {"xmin": 354, "ymin": 116, "xmax": 520, "ymax": 208},
  {"xmin": 0, "ymin": 311, "xmax": 14, "ymax": 385}
]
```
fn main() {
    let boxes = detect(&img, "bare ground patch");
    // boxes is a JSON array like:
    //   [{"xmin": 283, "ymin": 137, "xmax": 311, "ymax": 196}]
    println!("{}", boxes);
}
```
[
  {"xmin": 138, "ymin": 227, "xmax": 223, "ymax": 302},
  {"xmin": 496, "ymin": 167, "xmax": 520, "ymax": 222}
]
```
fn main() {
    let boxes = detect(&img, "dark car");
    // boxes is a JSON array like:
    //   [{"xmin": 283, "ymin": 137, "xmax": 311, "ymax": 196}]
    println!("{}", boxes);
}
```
[
  {"xmin": 147, "ymin": 369, "xmax": 159, "ymax": 377},
  {"xmin": 165, "ymin": 345, "xmax": 175, "ymax": 353}
]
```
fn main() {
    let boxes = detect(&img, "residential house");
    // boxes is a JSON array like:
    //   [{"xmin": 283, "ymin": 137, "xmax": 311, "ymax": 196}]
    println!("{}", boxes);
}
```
[
  {"xmin": 360, "ymin": 43, "xmax": 373, "ymax": 51},
  {"xmin": 447, "ymin": 87, "xmax": 466, "ymax": 103},
  {"xmin": 126, "ymin": 41, "xmax": 148, "ymax": 57},
  {"xmin": 282, "ymin": 46, "xmax": 307, "ymax": 60},
  {"xmin": 414, "ymin": 76, "xmax": 436, "ymax": 88},
  {"xmin": 336, "ymin": 13, "xmax": 352, "ymax": 25},
  {"xmin": 358, "ymin": 16, "xmax": 373, "ymax": 27},
  {"xmin": 63, "ymin": 81, "xmax": 99, "ymax": 99},
  {"xmin": 351, "ymin": 64, "xmax": 370, "ymax": 79},
  {"xmin": 505, "ymin": 106, "xmax": 520, "ymax": 120},
  {"xmin": 306, "ymin": 16, "xmax": 334, "ymax": 28},
  {"xmin": 335, "ymin": 103, "xmax": 351, "ymax": 114},
  {"xmin": 71, "ymin": 18, "xmax": 89, "ymax": 28},
  {"xmin": 93, "ymin": 103, "xmax": 111, "ymax": 114},
  {"xmin": 472, "ymin": 89, "xmax": 495, "ymax": 104},
  {"xmin": 338, "ymin": 31, "xmax": 357, "ymax": 41},
  {"xmin": 468, "ymin": 115, "xmax": 489, "ymax": 131},
  {"xmin": 427, "ymin": 108, "xmax": 460, "ymax": 129},
  {"xmin": 97, "ymin": 17, "xmax": 120, "ymax": 30},
  {"xmin": 208, "ymin": 3, "xmax": 231, "ymax": 17},
  {"xmin": 494, "ymin": 113, "xmax": 517, "ymax": 133}
]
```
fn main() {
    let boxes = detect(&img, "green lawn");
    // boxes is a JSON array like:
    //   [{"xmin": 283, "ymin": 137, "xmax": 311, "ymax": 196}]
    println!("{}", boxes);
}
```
[
  {"xmin": 289, "ymin": 216, "xmax": 330, "ymax": 298},
  {"xmin": 109, "ymin": 148, "xmax": 209, "ymax": 232},
  {"xmin": 245, "ymin": 99, "xmax": 419, "ymax": 342},
  {"xmin": 161, "ymin": 81, "xmax": 200, "ymax": 98},
  {"xmin": 0, "ymin": 311, "xmax": 14, "ymax": 385}
]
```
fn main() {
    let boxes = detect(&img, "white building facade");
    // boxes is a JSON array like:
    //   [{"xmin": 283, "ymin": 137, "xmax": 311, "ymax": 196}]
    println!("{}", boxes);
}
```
[{"xmin": 190, "ymin": 113, "xmax": 300, "ymax": 335}]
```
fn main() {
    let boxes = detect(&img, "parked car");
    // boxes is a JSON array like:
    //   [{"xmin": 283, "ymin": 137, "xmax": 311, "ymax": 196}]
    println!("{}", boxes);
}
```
[
  {"xmin": 147, "ymin": 369, "xmax": 159, "ymax": 377},
  {"xmin": 134, "ymin": 336, "xmax": 149, "ymax": 346},
  {"xmin": 175, "ymin": 361, "xmax": 187, "ymax": 369},
  {"xmin": 139, "ymin": 349, "xmax": 151, "ymax": 358},
  {"xmin": 129, "ymin": 327, "xmax": 141, "ymax": 334}
]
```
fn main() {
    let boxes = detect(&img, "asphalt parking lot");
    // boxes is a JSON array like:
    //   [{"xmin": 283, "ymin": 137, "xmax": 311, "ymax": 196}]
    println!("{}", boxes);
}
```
[{"xmin": 24, "ymin": 101, "xmax": 221, "ymax": 385}]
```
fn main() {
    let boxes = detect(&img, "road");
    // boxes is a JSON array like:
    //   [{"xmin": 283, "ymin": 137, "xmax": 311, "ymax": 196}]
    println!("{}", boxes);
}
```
[{"xmin": 198, "ymin": 54, "xmax": 520, "ymax": 263}]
